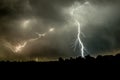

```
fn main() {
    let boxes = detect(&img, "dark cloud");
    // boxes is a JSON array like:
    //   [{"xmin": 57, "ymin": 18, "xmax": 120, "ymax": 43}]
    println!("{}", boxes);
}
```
[
  {"xmin": 0, "ymin": 0, "xmax": 120, "ymax": 61},
  {"xmin": 29, "ymin": 0, "xmax": 85, "ymax": 24}
]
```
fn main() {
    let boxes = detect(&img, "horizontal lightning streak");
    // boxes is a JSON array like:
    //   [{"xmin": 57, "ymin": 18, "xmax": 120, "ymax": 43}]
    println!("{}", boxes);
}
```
[{"xmin": 4, "ymin": 28, "xmax": 55, "ymax": 53}]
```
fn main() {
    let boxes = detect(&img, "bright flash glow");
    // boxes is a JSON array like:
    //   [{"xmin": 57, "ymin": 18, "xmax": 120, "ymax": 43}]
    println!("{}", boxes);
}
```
[
  {"xmin": 70, "ymin": 2, "xmax": 90, "ymax": 58},
  {"xmin": 15, "ymin": 42, "xmax": 27, "ymax": 53},
  {"xmin": 22, "ymin": 20, "xmax": 30, "ymax": 28},
  {"xmin": 36, "ymin": 33, "xmax": 46, "ymax": 38},
  {"xmin": 49, "ymin": 28, "xmax": 55, "ymax": 32}
]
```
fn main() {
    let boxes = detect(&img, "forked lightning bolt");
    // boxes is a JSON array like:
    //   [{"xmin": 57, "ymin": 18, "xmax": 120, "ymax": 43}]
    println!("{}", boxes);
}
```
[
  {"xmin": 71, "ymin": 2, "xmax": 86, "ymax": 58},
  {"xmin": 75, "ymin": 20, "xmax": 85, "ymax": 58}
]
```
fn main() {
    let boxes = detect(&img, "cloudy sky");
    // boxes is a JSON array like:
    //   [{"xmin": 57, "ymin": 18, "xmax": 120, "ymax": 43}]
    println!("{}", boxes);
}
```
[{"xmin": 0, "ymin": 0, "xmax": 120, "ymax": 61}]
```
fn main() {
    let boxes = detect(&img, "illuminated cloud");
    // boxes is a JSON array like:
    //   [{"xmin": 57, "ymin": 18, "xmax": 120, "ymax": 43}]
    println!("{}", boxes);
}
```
[
  {"xmin": 22, "ymin": 20, "xmax": 30, "ymax": 29},
  {"xmin": 49, "ymin": 28, "xmax": 55, "ymax": 32}
]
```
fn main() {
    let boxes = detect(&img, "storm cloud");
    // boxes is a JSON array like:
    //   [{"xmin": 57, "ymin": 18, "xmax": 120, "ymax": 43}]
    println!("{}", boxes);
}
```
[{"xmin": 0, "ymin": 0, "xmax": 120, "ymax": 61}]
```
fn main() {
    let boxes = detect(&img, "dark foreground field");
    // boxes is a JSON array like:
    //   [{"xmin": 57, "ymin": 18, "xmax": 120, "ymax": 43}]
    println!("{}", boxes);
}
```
[{"xmin": 0, "ymin": 54, "xmax": 120, "ymax": 64}]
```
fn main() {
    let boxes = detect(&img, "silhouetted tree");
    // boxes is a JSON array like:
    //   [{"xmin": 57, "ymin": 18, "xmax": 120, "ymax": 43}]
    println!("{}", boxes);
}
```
[{"xmin": 59, "ymin": 57, "xmax": 64, "ymax": 62}]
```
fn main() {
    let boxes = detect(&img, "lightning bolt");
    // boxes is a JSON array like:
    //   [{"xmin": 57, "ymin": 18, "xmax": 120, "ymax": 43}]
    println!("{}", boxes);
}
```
[
  {"xmin": 71, "ymin": 2, "xmax": 87, "ymax": 58},
  {"xmin": 75, "ymin": 19, "xmax": 85, "ymax": 58},
  {"xmin": 4, "ymin": 28, "xmax": 55, "ymax": 54},
  {"xmin": 14, "ymin": 42, "xmax": 27, "ymax": 53}
]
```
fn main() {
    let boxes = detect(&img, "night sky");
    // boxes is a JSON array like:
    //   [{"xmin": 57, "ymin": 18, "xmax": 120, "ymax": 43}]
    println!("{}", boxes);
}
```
[{"xmin": 0, "ymin": 0, "xmax": 120, "ymax": 61}]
